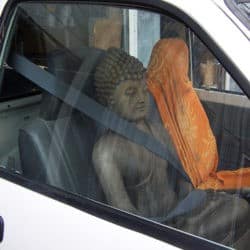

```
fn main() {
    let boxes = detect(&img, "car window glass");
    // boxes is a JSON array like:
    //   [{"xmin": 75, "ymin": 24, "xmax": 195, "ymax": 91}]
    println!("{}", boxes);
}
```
[
  {"xmin": 191, "ymin": 34, "xmax": 244, "ymax": 94},
  {"xmin": 0, "ymin": 3, "xmax": 249, "ymax": 249}
]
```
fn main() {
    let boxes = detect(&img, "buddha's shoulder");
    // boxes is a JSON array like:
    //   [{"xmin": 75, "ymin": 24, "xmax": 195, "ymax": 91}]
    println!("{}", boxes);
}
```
[
  {"xmin": 92, "ymin": 132, "xmax": 130, "ymax": 159},
  {"xmin": 96, "ymin": 131, "xmax": 129, "ymax": 145}
]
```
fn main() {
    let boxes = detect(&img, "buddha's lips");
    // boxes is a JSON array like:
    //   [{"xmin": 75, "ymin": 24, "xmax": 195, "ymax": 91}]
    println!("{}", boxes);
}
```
[{"xmin": 136, "ymin": 104, "xmax": 145, "ymax": 111}]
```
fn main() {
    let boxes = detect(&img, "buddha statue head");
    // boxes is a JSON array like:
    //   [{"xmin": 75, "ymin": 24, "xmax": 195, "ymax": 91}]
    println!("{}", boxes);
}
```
[{"xmin": 94, "ymin": 48, "xmax": 149, "ymax": 122}]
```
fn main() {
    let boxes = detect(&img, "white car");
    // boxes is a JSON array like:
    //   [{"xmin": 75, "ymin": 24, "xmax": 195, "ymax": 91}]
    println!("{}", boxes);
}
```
[{"xmin": 0, "ymin": 0, "xmax": 249, "ymax": 249}]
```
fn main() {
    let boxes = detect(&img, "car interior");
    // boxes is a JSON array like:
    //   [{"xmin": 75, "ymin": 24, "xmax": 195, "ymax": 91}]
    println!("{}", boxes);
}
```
[
  {"xmin": 0, "ymin": 5, "xmax": 249, "ymax": 250},
  {"xmin": 0, "ymin": 1, "xmax": 249, "ymax": 210}
]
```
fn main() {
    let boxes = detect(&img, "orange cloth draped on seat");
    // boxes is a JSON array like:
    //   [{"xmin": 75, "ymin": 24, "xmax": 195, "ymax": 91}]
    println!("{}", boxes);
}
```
[{"xmin": 146, "ymin": 38, "xmax": 250, "ymax": 190}]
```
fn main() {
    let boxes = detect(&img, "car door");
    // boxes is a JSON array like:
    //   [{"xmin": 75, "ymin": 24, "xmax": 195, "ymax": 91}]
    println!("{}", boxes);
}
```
[
  {"xmin": 0, "ymin": 1, "xmax": 249, "ymax": 250},
  {"xmin": 0, "ymin": 176, "xmax": 182, "ymax": 250}
]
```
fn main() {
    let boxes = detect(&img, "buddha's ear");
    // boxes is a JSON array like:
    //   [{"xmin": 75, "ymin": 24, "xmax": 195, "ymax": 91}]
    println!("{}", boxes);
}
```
[{"xmin": 142, "ymin": 71, "xmax": 147, "ymax": 83}]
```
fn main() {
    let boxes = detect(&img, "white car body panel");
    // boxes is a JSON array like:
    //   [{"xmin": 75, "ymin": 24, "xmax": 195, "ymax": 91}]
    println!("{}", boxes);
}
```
[
  {"xmin": 213, "ymin": 0, "xmax": 250, "ymax": 39},
  {"xmin": 0, "ymin": 178, "xmax": 179, "ymax": 250},
  {"xmin": 0, "ymin": 1, "xmax": 6, "ymax": 16}
]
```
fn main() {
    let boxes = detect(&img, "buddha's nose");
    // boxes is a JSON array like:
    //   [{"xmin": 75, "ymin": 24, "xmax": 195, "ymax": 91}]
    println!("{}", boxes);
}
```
[{"xmin": 137, "ymin": 89, "xmax": 146, "ymax": 104}]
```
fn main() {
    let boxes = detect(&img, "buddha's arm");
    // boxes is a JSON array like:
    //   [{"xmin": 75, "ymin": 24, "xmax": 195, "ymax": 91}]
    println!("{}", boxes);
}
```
[
  {"xmin": 151, "ymin": 123, "xmax": 193, "ymax": 197},
  {"xmin": 176, "ymin": 192, "xmax": 249, "ymax": 242},
  {"xmin": 92, "ymin": 139, "xmax": 138, "ymax": 214}
]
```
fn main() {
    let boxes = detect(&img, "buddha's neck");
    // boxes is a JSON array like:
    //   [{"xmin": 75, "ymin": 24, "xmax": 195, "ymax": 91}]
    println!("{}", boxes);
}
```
[{"xmin": 135, "ymin": 119, "xmax": 152, "ymax": 135}]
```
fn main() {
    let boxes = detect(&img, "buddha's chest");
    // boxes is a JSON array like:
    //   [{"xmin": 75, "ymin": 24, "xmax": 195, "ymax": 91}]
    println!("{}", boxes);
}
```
[
  {"xmin": 116, "ymin": 136, "xmax": 167, "ymax": 188},
  {"xmin": 116, "ymin": 139, "xmax": 174, "ymax": 217}
]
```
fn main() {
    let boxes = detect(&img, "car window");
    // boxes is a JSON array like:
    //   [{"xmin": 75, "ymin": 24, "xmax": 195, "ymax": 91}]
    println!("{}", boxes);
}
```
[
  {"xmin": 0, "ymin": 66, "xmax": 40, "ymax": 101},
  {"xmin": 191, "ymin": 34, "xmax": 244, "ymax": 93},
  {"xmin": 0, "ymin": 2, "xmax": 249, "ymax": 249}
]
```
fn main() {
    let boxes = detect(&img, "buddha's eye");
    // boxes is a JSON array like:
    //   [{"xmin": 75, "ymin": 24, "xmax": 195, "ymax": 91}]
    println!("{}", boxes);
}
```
[{"xmin": 125, "ymin": 87, "xmax": 136, "ymax": 96}]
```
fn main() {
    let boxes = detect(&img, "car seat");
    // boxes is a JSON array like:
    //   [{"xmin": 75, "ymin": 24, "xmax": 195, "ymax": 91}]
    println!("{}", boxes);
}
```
[{"xmin": 18, "ymin": 47, "xmax": 106, "ymax": 201}]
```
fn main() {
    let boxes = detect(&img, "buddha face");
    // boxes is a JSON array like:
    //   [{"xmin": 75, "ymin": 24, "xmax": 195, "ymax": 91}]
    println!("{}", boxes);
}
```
[{"xmin": 112, "ymin": 79, "xmax": 149, "ymax": 122}]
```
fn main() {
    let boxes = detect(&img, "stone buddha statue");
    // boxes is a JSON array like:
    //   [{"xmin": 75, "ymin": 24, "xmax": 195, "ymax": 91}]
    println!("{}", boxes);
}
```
[
  {"xmin": 92, "ymin": 47, "xmax": 249, "ymax": 247},
  {"xmin": 92, "ymin": 48, "xmax": 178, "ymax": 217}
]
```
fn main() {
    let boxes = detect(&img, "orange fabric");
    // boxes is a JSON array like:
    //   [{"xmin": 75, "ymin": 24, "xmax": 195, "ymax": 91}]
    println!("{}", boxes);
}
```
[{"xmin": 146, "ymin": 38, "xmax": 250, "ymax": 190}]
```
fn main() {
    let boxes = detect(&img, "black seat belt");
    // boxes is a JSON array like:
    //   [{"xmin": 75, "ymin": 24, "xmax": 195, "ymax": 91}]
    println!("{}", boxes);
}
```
[{"xmin": 9, "ymin": 53, "xmax": 189, "ymax": 181}]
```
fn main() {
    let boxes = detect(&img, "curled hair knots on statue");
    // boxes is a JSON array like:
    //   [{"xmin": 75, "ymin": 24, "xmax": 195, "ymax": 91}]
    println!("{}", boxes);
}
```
[{"xmin": 94, "ymin": 47, "xmax": 145, "ymax": 106}]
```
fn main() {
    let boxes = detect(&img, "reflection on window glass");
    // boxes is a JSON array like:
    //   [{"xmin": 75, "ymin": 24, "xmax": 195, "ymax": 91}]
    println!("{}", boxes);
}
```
[
  {"xmin": 1, "ymin": 3, "xmax": 249, "ymax": 249},
  {"xmin": 192, "ymin": 34, "xmax": 243, "ymax": 94}
]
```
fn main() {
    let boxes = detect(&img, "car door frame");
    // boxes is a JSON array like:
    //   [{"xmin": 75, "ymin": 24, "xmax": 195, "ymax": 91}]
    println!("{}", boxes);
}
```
[{"xmin": 0, "ymin": 0, "xmax": 249, "ymax": 250}]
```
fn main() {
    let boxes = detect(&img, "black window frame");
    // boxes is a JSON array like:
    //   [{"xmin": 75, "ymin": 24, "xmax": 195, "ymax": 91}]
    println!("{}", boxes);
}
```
[{"xmin": 0, "ymin": 1, "xmax": 248, "ymax": 250}]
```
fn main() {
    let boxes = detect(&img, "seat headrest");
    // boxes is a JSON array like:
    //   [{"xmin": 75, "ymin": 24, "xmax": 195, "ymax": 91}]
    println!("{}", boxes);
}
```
[{"xmin": 39, "ymin": 48, "xmax": 105, "ymax": 121}]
